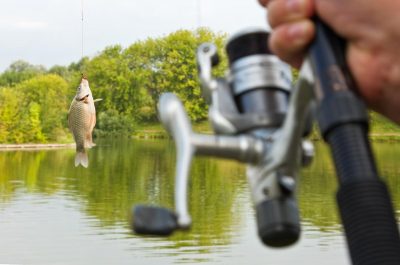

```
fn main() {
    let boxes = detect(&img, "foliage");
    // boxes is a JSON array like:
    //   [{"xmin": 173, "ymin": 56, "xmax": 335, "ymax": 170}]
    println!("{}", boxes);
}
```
[
  {"xmin": 95, "ymin": 109, "xmax": 136, "ymax": 137},
  {"xmin": 0, "ymin": 60, "xmax": 46, "ymax": 87},
  {"xmin": 1, "ymin": 28, "xmax": 398, "ymax": 144},
  {"xmin": 122, "ymin": 28, "xmax": 227, "ymax": 121},
  {"xmin": 0, "ymin": 28, "xmax": 228, "ymax": 143},
  {"xmin": 0, "ymin": 74, "xmax": 70, "ymax": 143},
  {"xmin": 369, "ymin": 111, "xmax": 400, "ymax": 133},
  {"xmin": 0, "ymin": 87, "xmax": 23, "ymax": 142},
  {"xmin": 18, "ymin": 74, "xmax": 69, "ymax": 137}
]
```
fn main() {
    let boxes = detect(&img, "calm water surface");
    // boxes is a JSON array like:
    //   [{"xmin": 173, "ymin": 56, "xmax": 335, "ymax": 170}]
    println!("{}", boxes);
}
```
[{"xmin": 0, "ymin": 139, "xmax": 399, "ymax": 265}]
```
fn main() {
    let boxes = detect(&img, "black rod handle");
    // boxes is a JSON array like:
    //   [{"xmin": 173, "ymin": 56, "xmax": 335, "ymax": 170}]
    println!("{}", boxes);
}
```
[
  {"xmin": 337, "ymin": 180, "xmax": 400, "ymax": 265},
  {"xmin": 309, "ymin": 19, "xmax": 400, "ymax": 265},
  {"xmin": 309, "ymin": 19, "xmax": 369, "ymax": 145}
]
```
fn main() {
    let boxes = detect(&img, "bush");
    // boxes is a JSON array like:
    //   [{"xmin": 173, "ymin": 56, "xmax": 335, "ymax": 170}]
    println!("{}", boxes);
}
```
[{"xmin": 95, "ymin": 109, "xmax": 136, "ymax": 137}]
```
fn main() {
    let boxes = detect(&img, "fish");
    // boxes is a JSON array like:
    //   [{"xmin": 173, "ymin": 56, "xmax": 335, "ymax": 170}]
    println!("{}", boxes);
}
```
[{"xmin": 68, "ymin": 76, "xmax": 96, "ymax": 168}]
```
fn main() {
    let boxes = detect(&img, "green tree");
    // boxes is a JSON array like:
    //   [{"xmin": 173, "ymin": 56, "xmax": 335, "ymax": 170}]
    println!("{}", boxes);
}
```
[
  {"xmin": 124, "ymin": 28, "xmax": 227, "ymax": 122},
  {"xmin": 16, "ymin": 74, "xmax": 70, "ymax": 141},
  {"xmin": 0, "ymin": 87, "xmax": 23, "ymax": 142},
  {"xmin": 0, "ymin": 60, "xmax": 46, "ymax": 87},
  {"xmin": 22, "ymin": 103, "xmax": 46, "ymax": 142},
  {"xmin": 1, "ymin": 28, "xmax": 230, "ymax": 141},
  {"xmin": 86, "ymin": 46, "xmax": 132, "ymax": 114}
]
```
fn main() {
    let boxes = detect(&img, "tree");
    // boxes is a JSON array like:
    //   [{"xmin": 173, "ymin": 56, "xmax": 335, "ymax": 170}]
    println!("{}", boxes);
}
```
[
  {"xmin": 0, "ymin": 87, "xmax": 22, "ymax": 142},
  {"xmin": 16, "ymin": 74, "xmax": 70, "ymax": 141},
  {"xmin": 0, "ymin": 28, "xmax": 230, "ymax": 142},
  {"xmin": 0, "ymin": 60, "xmax": 46, "ymax": 87},
  {"xmin": 124, "ymin": 28, "xmax": 227, "ymax": 121},
  {"xmin": 22, "ymin": 103, "xmax": 46, "ymax": 142}
]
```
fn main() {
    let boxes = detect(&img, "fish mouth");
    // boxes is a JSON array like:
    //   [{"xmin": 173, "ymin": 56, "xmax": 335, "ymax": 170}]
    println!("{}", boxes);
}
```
[{"xmin": 78, "ymin": 94, "xmax": 89, "ymax": 101}]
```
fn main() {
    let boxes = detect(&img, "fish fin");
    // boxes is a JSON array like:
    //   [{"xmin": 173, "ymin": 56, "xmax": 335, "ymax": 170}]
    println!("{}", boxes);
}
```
[
  {"xmin": 85, "ymin": 133, "xmax": 95, "ymax": 148},
  {"xmin": 85, "ymin": 142, "xmax": 95, "ymax": 148},
  {"xmin": 75, "ymin": 151, "xmax": 89, "ymax": 168}
]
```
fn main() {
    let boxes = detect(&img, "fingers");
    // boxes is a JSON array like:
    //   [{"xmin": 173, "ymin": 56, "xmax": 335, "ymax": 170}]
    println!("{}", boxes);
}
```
[
  {"xmin": 259, "ymin": 0, "xmax": 315, "ymax": 68},
  {"xmin": 258, "ymin": 0, "xmax": 270, "ymax": 7},
  {"xmin": 269, "ymin": 20, "xmax": 315, "ymax": 68},
  {"xmin": 267, "ymin": 0, "xmax": 314, "ymax": 28}
]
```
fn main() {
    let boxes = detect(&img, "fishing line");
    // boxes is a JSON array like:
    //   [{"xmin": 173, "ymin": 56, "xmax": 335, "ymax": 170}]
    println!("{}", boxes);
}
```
[
  {"xmin": 196, "ymin": 0, "xmax": 202, "ymax": 28},
  {"xmin": 80, "ymin": 0, "xmax": 86, "ymax": 76},
  {"xmin": 81, "ymin": 0, "xmax": 84, "ymax": 59}
]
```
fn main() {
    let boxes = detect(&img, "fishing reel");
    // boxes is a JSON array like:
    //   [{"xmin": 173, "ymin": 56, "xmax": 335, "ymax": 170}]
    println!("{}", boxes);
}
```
[{"xmin": 133, "ymin": 28, "xmax": 315, "ymax": 247}]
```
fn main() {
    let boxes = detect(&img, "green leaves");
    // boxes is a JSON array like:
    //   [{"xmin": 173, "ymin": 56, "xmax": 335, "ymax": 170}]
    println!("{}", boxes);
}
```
[
  {"xmin": 0, "ymin": 75, "xmax": 69, "ymax": 143},
  {"xmin": 0, "ymin": 28, "xmax": 229, "ymax": 142},
  {"xmin": 0, "ymin": 60, "xmax": 46, "ymax": 87},
  {"xmin": 123, "ymin": 28, "xmax": 228, "ymax": 122},
  {"xmin": 95, "ymin": 109, "xmax": 135, "ymax": 137}
]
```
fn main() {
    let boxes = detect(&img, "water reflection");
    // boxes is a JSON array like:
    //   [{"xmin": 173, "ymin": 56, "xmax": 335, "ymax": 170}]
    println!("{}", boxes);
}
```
[
  {"xmin": 299, "ymin": 142, "xmax": 400, "ymax": 231},
  {"xmin": 0, "ymin": 140, "xmax": 399, "ymax": 264}
]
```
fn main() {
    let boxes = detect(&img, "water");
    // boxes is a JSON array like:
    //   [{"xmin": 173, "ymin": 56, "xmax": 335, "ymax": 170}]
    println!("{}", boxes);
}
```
[{"xmin": 0, "ymin": 139, "xmax": 399, "ymax": 265}]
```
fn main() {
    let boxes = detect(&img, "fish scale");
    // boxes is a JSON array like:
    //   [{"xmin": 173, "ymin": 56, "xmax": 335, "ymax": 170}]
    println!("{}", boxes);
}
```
[
  {"xmin": 69, "ymin": 99, "xmax": 92, "ymax": 152},
  {"xmin": 68, "ymin": 77, "xmax": 96, "ymax": 168}
]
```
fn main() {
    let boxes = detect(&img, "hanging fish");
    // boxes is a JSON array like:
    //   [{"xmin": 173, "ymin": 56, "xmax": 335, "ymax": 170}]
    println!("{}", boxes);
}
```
[{"xmin": 68, "ymin": 76, "xmax": 97, "ymax": 168}]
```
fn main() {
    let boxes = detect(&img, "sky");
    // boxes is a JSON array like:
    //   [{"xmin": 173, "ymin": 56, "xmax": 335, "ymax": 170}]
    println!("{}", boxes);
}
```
[{"xmin": 0, "ymin": 0, "xmax": 269, "ymax": 72}]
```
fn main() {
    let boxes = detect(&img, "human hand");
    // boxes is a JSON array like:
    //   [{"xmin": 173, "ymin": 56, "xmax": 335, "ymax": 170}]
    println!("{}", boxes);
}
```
[{"xmin": 259, "ymin": 0, "xmax": 400, "ymax": 124}]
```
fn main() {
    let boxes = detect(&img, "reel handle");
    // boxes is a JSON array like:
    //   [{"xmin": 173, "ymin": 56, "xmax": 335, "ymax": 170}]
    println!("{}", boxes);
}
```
[{"xmin": 132, "ymin": 205, "xmax": 178, "ymax": 236}]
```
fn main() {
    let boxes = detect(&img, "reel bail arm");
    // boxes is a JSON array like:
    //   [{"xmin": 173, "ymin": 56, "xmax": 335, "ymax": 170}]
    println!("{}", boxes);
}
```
[{"xmin": 133, "ymin": 29, "xmax": 315, "ymax": 247}]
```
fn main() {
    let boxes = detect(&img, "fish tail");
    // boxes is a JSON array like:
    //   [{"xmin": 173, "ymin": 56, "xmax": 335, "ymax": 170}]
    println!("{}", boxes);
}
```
[{"xmin": 75, "ymin": 151, "xmax": 89, "ymax": 168}]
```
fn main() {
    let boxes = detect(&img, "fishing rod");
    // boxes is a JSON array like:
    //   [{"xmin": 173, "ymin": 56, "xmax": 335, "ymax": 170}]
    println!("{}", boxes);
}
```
[
  {"xmin": 132, "ymin": 20, "xmax": 400, "ymax": 265},
  {"xmin": 308, "ymin": 18, "xmax": 400, "ymax": 264}
]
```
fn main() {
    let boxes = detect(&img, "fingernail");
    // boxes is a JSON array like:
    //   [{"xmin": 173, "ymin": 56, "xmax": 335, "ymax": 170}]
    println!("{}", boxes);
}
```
[{"xmin": 286, "ymin": 0, "xmax": 302, "ymax": 13}]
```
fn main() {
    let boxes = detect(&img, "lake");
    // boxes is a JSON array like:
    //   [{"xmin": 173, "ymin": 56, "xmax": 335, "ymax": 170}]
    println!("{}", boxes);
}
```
[{"xmin": 0, "ymin": 139, "xmax": 399, "ymax": 265}]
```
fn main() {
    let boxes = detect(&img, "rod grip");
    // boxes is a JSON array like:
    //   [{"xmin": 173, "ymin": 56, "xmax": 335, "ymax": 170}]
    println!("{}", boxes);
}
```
[
  {"xmin": 337, "ymin": 180, "xmax": 400, "ymax": 265},
  {"xmin": 310, "ymin": 18, "xmax": 400, "ymax": 265},
  {"xmin": 327, "ymin": 125, "xmax": 400, "ymax": 264}
]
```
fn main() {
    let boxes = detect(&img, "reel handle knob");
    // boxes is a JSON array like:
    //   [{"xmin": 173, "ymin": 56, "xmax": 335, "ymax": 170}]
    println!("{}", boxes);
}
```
[{"xmin": 132, "ymin": 205, "xmax": 178, "ymax": 236}]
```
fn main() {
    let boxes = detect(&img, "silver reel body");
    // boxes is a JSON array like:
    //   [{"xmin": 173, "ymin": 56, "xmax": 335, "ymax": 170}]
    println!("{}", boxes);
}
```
[{"xmin": 134, "ymin": 28, "xmax": 315, "ymax": 247}]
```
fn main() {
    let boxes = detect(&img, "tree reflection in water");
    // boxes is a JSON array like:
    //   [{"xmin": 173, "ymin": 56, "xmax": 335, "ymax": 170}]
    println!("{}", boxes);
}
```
[{"xmin": 0, "ymin": 139, "xmax": 399, "ymax": 263}]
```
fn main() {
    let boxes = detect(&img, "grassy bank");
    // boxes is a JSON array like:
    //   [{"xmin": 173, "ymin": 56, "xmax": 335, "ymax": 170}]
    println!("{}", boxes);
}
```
[
  {"xmin": 133, "ymin": 120, "xmax": 212, "ymax": 139},
  {"xmin": 133, "ymin": 112, "xmax": 400, "ymax": 142},
  {"xmin": 3, "ymin": 113, "xmax": 397, "ymax": 144}
]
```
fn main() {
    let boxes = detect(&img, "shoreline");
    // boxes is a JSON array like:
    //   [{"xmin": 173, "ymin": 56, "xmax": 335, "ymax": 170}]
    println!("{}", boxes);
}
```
[
  {"xmin": 1, "ymin": 132, "xmax": 400, "ymax": 151},
  {"xmin": 0, "ymin": 143, "xmax": 75, "ymax": 151}
]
